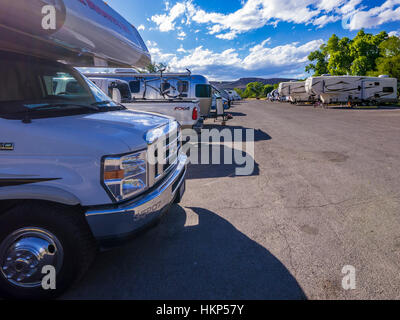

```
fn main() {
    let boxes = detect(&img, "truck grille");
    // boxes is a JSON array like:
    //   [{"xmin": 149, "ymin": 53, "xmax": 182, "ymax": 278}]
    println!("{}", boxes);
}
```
[{"xmin": 147, "ymin": 128, "xmax": 181, "ymax": 188}]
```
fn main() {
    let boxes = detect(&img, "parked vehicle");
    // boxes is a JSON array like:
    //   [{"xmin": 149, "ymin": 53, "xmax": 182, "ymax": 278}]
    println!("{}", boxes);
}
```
[
  {"xmin": 227, "ymin": 90, "xmax": 242, "ymax": 101},
  {"xmin": 81, "ymin": 69, "xmax": 213, "ymax": 118},
  {"xmin": 211, "ymin": 92, "xmax": 229, "ymax": 111},
  {"xmin": 267, "ymin": 89, "xmax": 280, "ymax": 101},
  {"xmin": 88, "ymin": 77, "xmax": 202, "ymax": 131},
  {"xmin": 212, "ymin": 86, "xmax": 231, "ymax": 109},
  {"xmin": 305, "ymin": 75, "xmax": 398, "ymax": 105},
  {"xmin": 0, "ymin": 0, "xmax": 187, "ymax": 299},
  {"xmin": 278, "ymin": 81, "xmax": 312, "ymax": 103}
]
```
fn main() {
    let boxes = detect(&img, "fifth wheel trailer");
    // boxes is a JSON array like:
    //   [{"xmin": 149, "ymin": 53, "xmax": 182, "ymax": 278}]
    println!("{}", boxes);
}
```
[
  {"xmin": 305, "ymin": 75, "xmax": 398, "ymax": 105},
  {"xmin": 0, "ymin": 0, "xmax": 187, "ymax": 299},
  {"xmin": 278, "ymin": 81, "xmax": 313, "ymax": 103}
]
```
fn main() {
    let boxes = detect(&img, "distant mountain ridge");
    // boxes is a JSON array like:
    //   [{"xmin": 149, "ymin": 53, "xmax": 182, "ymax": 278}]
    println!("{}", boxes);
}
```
[{"xmin": 211, "ymin": 77, "xmax": 296, "ymax": 90}]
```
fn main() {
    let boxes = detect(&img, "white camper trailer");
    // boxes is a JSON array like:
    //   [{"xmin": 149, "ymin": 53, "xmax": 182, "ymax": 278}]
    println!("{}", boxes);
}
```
[
  {"xmin": 305, "ymin": 75, "xmax": 398, "ymax": 105},
  {"xmin": 278, "ymin": 81, "xmax": 311, "ymax": 103},
  {"xmin": 81, "ymin": 69, "xmax": 213, "ymax": 117}
]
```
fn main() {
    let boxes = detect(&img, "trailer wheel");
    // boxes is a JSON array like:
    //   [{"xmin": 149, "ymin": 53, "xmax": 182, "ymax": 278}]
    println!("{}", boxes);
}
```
[{"xmin": 0, "ymin": 201, "xmax": 97, "ymax": 299}]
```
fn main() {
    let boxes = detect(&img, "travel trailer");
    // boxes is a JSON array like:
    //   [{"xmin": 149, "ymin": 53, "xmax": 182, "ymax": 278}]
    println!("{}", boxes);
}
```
[
  {"xmin": 305, "ymin": 75, "xmax": 398, "ymax": 105},
  {"xmin": 278, "ymin": 81, "xmax": 312, "ymax": 103},
  {"xmin": 88, "ymin": 77, "xmax": 202, "ymax": 131},
  {"xmin": 0, "ymin": 0, "xmax": 187, "ymax": 299},
  {"xmin": 227, "ymin": 90, "xmax": 242, "ymax": 101},
  {"xmin": 81, "ymin": 69, "xmax": 213, "ymax": 117}
]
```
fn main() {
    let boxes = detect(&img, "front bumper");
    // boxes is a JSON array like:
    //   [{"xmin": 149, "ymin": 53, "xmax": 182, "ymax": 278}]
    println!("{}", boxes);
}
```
[{"xmin": 85, "ymin": 153, "xmax": 188, "ymax": 245}]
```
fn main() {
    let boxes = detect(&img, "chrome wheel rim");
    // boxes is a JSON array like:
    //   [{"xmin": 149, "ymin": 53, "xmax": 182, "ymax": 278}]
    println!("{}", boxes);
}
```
[{"xmin": 0, "ymin": 228, "xmax": 63, "ymax": 288}]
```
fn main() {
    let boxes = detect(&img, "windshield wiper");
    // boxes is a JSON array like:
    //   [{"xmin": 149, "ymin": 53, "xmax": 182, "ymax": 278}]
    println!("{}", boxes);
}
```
[
  {"xmin": 91, "ymin": 101, "xmax": 126, "ymax": 110},
  {"xmin": 18, "ymin": 103, "xmax": 102, "ymax": 123},
  {"xmin": 31, "ymin": 104, "xmax": 101, "ymax": 112}
]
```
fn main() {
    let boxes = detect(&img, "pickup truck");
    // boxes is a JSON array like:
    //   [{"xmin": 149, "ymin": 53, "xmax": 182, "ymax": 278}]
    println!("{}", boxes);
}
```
[
  {"xmin": 0, "ymin": 52, "xmax": 187, "ymax": 299},
  {"xmin": 88, "ymin": 77, "xmax": 203, "ymax": 132}
]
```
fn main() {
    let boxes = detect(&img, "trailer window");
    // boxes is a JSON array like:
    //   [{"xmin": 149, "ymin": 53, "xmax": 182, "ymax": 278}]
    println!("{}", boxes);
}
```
[
  {"xmin": 117, "ymin": 82, "xmax": 131, "ymax": 101},
  {"xmin": 375, "ymin": 82, "xmax": 380, "ymax": 86},
  {"xmin": 383, "ymin": 87, "xmax": 394, "ymax": 93},
  {"xmin": 129, "ymin": 80, "xmax": 141, "ymax": 93},
  {"xmin": 178, "ymin": 81, "xmax": 189, "ymax": 93},
  {"xmin": 196, "ymin": 84, "xmax": 211, "ymax": 98}
]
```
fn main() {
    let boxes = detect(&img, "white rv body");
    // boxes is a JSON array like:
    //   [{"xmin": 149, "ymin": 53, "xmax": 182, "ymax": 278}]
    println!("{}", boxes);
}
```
[
  {"xmin": 0, "ymin": 0, "xmax": 150, "ymax": 67},
  {"xmin": 305, "ymin": 75, "xmax": 398, "ymax": 104},
  {"xmin": 278, "ymin": 81, "xmax": 311, "ymax": 103}
]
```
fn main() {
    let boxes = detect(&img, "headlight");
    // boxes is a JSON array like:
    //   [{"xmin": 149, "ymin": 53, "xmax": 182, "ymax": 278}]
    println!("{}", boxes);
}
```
[{"xmin": 103, "ymin": 151, "xmax": 147, "ymax": 202}]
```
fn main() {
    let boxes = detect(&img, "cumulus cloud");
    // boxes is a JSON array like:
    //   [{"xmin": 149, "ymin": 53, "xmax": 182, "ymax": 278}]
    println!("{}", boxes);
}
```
[
  {"xmin": 344, "ymin": 0, "xmax": 400, "ymax": 30},
  {"xmin": 151, "ymin": 0, "xmax": 400, "ymax": 39},
  {"xmin": 147, "ymin": 38, "xmax": 324, "ymax": 80},
  {"xmin": 150, "ymin": 0, "xmax": 366, "ymax": 39},
  {"xmin": 177, "ymin": 31, "xmax": 187, "ymax": 40},
  {"xmin": 151, "ymin": 2, "xmax": 186, "ymax": 31},
  {"xmin": 137, "ymin": 24, "xmax": 145, "ymax": 31}
]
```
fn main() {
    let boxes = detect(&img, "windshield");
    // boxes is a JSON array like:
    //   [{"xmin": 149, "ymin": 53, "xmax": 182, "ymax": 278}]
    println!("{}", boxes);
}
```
[{"xmin": 0, "ymin": 54, "xmax": 120, "ymax": 119}]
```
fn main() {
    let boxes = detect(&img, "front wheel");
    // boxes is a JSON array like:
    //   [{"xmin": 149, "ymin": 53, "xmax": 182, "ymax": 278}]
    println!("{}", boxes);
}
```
[{"xmin": 0, "ymin": 202, "xmax": 97, "ymax": 299}]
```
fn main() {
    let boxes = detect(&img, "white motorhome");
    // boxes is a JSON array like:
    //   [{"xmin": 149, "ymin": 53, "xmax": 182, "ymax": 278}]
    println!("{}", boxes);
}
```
[
  {"xmin": 81, "ymin": 69, "xmax": 213, "ymax": 117},
  {"xmin": 0, "ymin": 0, "xmax": 187, "ymax": 299},
  {"xmin": 305, "ymin": 75, "xmax": 398, "ymax": 105},
  {"xmin": 278, "ymin": 81, "xmax": 312, "ymax": 103}
]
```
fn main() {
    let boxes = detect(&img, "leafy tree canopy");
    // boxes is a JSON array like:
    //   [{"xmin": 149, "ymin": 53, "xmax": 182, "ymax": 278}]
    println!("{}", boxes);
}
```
[{"xmin": 305, "ymin": 30, "xmax": 400, "ymax": 79}]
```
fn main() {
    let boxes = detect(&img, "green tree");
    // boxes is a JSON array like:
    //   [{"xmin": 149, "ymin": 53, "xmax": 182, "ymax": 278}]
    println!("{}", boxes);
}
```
[
  {"xmin": 305, "ymin": 31, "xmax": 389, "ymax": 77},
  {"xmin": 372, "ymin": 36, "xmax": 400, "ymax": 81},
  {"xmin": 234, "ymin": 88, "xmax": 244, "ymax": 98},
  {"xmin": 263, "ymin": 84, "xmax": 274, "ymax": 97},
  {"xmin": 305, "ymin": 44, "xmax": 329, "ymax": 75},
  {"xmin": 243, "ymin": 82, "xmax": 264, "ymax": 98},
  {"xmin": 145, "ymin": 62, "xmax": 168, "ymax": 73}
]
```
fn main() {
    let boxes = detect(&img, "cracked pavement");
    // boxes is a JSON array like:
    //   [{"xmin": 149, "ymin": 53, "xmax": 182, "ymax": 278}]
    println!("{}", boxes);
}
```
[{"xmin": 64, "ymin": 101, "xmax": 400, "ymax": 300}]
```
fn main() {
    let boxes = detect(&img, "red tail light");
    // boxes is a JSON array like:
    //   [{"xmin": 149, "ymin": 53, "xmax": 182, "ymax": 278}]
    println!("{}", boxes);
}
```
[{"xmin": 192, "ymin": 107, "xmax": 198, "ymax": 120}]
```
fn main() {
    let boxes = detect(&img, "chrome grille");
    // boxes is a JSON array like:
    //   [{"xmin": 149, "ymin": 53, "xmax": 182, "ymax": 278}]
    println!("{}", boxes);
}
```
[{"xmin": 147, "ymin": 126, "xmax": 181, "ymax": 187}]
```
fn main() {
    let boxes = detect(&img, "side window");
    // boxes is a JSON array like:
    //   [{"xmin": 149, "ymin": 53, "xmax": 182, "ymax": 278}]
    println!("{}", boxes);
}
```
[
  {"xmin": 375, "ymin": 82, "xmax": 380, "ymax": 86},
  {"xmin": 161, "ymin": 82, "xmax": 171, "ymax": 92},
  {"xmin": 178, "ymin": 81, "xmax": 189, "ymax": 93},
  {"xmin": 66, "ymin": 81, "xmax": 86, "ymax": 94},
  {"xmin": 129, "ymin": 80, "xmax": 141, "ymax": 93},
  {"xmin": 196, "ymin": 84, "xmax": 211, "ymax": 98},
  {"xmin": 383, "ymin": 87, "xmax": 394, "ymax": 93},
  {"xmin": 117, "ymin": 83, "xmax": 131, "ymax": 101}
]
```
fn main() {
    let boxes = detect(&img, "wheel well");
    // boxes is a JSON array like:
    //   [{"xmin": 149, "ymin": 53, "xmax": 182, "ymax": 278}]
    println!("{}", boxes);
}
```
[{"xmin": 0, "ymin": 199, "xmax": 85, "ymax": 216}]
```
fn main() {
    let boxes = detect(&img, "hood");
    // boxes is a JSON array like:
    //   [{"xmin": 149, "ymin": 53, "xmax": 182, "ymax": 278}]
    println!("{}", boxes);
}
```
[{"xmin": 8, "ymin": 110, "xmax": 172, "ymax": 156}]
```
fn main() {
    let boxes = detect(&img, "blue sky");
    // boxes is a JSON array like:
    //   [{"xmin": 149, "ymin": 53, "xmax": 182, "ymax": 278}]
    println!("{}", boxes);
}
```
[{"xmin": 106, "ymin": 0, "xmax": 400, "ymax": 80}]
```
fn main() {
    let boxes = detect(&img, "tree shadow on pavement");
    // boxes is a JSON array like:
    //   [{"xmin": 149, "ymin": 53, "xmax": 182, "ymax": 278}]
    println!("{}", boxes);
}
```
[{"xmin": 64, "ymin": 206, "xmax": 306, "ymax": 300}]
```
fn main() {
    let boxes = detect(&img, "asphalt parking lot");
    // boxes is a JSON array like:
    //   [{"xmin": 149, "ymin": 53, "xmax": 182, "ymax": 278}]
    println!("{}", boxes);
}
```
[{"xmin": 64, "ymin": 100, "xmax": 400, "ymax": 300}]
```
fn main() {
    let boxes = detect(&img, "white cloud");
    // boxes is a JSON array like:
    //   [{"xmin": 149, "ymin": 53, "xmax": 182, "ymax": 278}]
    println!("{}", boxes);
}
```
[
  {"xmin": 389, "ymin": 30, "xmax": 400, "ymax": 37},
  {"xmin": 344, "ymin": 0, "xmax": 400, "ymax": 30},
  {"xmin": 150, "ymin": 0, "xmax": 367, "ymax": 39},
  {"xmin": 177, "ymin": 31, "xmax": 187, "ymax": 40},
  {"xmin": 151, "ymin": 2, "xmax": 186, "ymax": 32},
  {"xmin": 137, "ymin": 24, "xmax": 145, "ymax": 31},
  {"xmin": 147, "ymin": 38, "xmax": 324, "ymax": 80},
  {"xmin": 151, "ymin": 1, "xmax": 400, "ymax": 39}
]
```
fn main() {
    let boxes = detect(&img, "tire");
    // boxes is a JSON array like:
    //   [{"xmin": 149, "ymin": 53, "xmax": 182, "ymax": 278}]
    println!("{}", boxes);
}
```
[{"xmin": 0, "ymin": 201, "xmax": 97, "ymax": 299}]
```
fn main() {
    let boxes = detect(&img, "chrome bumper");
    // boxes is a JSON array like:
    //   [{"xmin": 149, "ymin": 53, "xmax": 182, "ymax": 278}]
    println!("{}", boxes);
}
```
[{"xmin": 85, "ymin": 153, "xmax": 187, "ymax": 243}]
